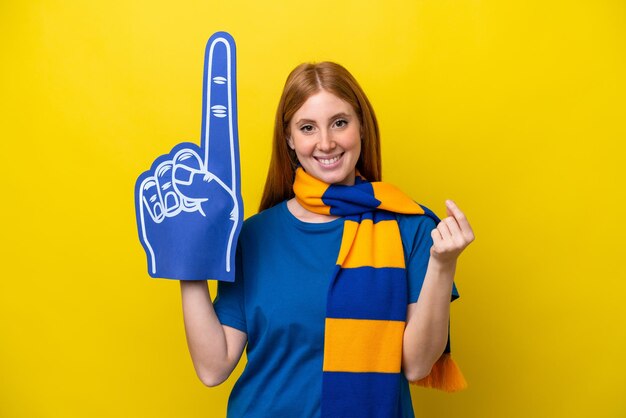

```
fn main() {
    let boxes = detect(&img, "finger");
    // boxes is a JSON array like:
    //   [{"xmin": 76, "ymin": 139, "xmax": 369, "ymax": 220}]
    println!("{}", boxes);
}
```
[
  {"xmin": 443, "ymin": 216, "xmax": 464, "ymax": 244},
  {"xmin": 154, "ymin": 161, "xmax": 181, "ymax": 216},
  {"xmin": 430, "ymin": 228, "xmax": 445, "ymax": 257},
  {"xmin": 172, "ymin": 148, "xmax": 209, "ymax": 198},
  {"xmin": 136, "ymin": 174, "xmax": 160, "ymax": 275},
  {"xmin": 172, "ymin": 147, "xmax": 231, "ymax": 203},
  {"xmin": 437, "ymin": 220, "xmax": 452, "ymax": 241},
  {"xmin": 200, "ymin": 32, "xmax": 239, "ymax": 192},
  {"xmin": 445, "ymin": 199, "xmax": 475, "ymax": 239},
  {"xmin": 431, "ymin": 227, "xmax": 443, "ymax": 245},
  {"xmin": 139, "ymin": 175, "xmax": 164, "ymax": 223}
]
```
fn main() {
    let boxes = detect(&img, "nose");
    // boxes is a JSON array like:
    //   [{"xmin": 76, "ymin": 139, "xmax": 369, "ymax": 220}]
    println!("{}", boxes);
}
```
[{"xmin": 317, "ymin": 129, "xmax": 336, "ymax": 152}]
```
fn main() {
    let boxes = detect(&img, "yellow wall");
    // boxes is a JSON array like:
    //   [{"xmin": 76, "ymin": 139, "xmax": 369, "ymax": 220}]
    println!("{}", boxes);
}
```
[{"xmin": 1, "ymin": 1, "xmax": 624, "ymax": 417}]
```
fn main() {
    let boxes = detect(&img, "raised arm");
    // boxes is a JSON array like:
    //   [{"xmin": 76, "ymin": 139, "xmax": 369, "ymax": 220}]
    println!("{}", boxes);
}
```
[
  {"xmin": 180, "ymin": 280, "xmax": 247, "ymax": 386},
  {"xmin": 402, "ymin": 200, "xmax": 474, "ymax": 381}
]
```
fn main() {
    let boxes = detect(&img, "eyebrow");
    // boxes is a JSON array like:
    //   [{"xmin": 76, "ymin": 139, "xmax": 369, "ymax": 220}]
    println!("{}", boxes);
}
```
[{"xmin": 294, "ymin": 113, "xmax": 353, "ymax": 125}]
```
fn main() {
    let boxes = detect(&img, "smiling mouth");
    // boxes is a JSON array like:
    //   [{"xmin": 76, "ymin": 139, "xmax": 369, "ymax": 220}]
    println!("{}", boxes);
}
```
[{"xmin": 315, "ymin": 153, "xmax": 344, "ymax": 166}]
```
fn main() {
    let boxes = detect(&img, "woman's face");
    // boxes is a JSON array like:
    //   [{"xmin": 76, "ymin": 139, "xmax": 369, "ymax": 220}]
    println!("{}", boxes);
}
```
[{"xmin": 287, "ymin": 90, "xmax": 361, "ymax": 186}]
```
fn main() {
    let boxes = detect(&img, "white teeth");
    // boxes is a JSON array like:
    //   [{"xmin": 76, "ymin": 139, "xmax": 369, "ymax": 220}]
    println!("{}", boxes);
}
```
[{"xmin": 317, "ymin": 155, "xmax": 341, "ymax": 165}]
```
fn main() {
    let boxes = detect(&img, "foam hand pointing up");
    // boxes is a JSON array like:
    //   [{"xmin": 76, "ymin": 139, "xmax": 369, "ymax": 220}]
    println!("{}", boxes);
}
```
[{"xmin": 134, "ymin": 32, "xmax": 243, "ymax": 282}]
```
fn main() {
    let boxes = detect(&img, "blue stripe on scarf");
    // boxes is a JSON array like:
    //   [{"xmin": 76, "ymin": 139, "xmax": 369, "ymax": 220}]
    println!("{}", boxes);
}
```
[
  {"xmin": 326, "ymin": 266, "xmax": 407, "ymax": 321},
  {"xmin": 322, "ymin": 372, "xmax": 402, "ymax": 418},
  {"xmin": 322, "ymin": 181, "xmax": 382, "ymax": 216}
]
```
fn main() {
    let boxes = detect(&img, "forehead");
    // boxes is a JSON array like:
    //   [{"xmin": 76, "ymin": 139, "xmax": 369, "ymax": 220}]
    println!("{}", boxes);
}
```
[{"xmin": 293, "ymin": 90, "xmax": 356, "ymax": 121}]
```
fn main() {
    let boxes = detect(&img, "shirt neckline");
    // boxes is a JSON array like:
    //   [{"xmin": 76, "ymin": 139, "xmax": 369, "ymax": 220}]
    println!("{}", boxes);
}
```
[{"xmin": 279, "ymin": 200, "xmax": 344, "ymax": 231}]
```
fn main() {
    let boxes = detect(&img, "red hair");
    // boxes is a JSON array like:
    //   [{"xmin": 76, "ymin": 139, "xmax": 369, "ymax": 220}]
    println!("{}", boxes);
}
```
[{"xmin": 259, "ymin": 62, "xmax": 381, "ymax": 211}]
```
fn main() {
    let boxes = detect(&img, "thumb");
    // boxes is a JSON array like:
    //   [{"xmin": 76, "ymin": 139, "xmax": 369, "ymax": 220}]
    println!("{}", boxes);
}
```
[
  {"xmin": 173, "ymin": 166, "xmax": 223, "ymax": 201},
  {"xmin": 172, "ymin": 149, "xmax": 234, "ymax": 203},
  {"xmin": 170, "ymin": 148, "xmax": 216, "ymax": 199}
]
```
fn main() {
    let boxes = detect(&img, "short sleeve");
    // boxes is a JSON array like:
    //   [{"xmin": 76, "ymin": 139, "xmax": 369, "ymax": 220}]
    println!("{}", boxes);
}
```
[
  {"xmin": 398, "ymin": 214, "xmax": 460, "ymax": 304},
  {"xmin": 213, "ymin": 242, "xmax": 247, "ymax": 333}
]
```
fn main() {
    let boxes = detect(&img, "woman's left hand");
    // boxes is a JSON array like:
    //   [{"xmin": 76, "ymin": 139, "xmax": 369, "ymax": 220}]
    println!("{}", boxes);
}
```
[{"xmin": 430, "ymin": 199, "xmax": 475, "ymax": 265}]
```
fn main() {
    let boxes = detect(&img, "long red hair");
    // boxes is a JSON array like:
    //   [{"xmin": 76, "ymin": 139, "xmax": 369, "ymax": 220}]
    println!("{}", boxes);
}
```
[{"xmin": 259, "ymin": 62, "xmax": 381, "ymax": 211}]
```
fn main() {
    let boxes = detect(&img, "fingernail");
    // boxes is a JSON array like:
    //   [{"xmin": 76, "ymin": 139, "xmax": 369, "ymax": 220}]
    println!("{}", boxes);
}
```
[{"xmin": 174, "ymin": 166, "xmax": 193, "ymax": 183}]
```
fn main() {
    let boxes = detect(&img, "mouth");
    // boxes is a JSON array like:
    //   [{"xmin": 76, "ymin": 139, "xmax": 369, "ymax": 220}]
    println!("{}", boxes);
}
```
[{"xmin": 314, "ymin": 153, "xmax": 344, "ymax": 166}]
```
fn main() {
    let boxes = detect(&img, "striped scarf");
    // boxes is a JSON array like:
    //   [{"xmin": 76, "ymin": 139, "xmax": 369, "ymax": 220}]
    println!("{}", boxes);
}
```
[{"xmin": 293, "ymin": 167, "xmax": 466, "ymax": 418}]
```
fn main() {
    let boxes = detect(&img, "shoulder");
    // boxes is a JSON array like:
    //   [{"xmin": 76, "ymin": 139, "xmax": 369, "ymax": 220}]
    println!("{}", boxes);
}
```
[
  {"xmin": 237, "ymin": 201, "xmax": 294, "ymax": 249},
  {"xmin": 396, "ymin": 205, "xmax": 439, "ymax": 252},
  {"xmin": 242, "ymin": 201, "xmax": 285, "ymax": 232},
  {"xmin": 396, "ymin": 207, "xmax": 439, "ymax": 235}
]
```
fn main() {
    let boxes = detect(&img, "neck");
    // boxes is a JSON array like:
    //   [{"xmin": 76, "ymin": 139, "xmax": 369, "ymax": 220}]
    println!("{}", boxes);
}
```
[{"xmin": 287, "ymin": 198, "xmax": 340, "ymax": 223}]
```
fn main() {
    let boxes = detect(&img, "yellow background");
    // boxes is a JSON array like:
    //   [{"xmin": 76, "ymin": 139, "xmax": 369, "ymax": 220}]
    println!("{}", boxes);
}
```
[{"xmin": 1, "ymin": 1, "xmax": 624, "ymax": 417}]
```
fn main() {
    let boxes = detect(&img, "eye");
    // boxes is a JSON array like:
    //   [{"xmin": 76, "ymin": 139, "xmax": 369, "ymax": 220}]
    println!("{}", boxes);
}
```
[
  {"xmin": 333, "ymin": 119, "xmax": 348, "ymax": 128},
  {"xmin": 300, "ymin": 124, "xmax": 315, "ymax": 133}
]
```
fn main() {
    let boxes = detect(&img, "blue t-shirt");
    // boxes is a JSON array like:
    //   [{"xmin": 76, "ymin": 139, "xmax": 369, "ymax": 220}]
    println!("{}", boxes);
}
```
[{"xmin": 214, "ymin": 201, "xmax": 459, "ymax": 417}]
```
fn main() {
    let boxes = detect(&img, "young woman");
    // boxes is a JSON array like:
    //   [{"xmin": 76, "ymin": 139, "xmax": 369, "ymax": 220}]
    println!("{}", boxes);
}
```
[{"xmin": 180, "ymin": 62, "xmax": 474, "ymax": 417}]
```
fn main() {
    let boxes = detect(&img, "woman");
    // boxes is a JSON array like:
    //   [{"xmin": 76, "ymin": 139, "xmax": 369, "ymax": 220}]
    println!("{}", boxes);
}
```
[{"xmin": 180, "ymin": 62, "xmax": 474, "ymax": 417}]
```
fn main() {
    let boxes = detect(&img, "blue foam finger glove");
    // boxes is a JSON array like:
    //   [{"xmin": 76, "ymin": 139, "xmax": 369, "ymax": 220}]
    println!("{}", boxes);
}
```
[{"xmin": 134, "ymin": 32, "xmax": 243, "ymax": 282}]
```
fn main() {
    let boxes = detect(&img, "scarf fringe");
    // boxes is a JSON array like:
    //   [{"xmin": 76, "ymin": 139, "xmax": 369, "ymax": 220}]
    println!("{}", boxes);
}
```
[{"xmin": 410, "ymin": 353, "xmax": 467, "ymax": 392}]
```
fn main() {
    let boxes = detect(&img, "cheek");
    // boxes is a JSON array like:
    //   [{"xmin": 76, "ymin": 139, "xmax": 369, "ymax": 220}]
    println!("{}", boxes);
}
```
[
  {"xmin": 354, "ymin": 143, "xmax": 362, "ymax": 162},
  {"xmin": 351, "ymin": 130, "xmax": 362, "ymax": 151},
  {"xmin": 295, "ymin": 135, "xmax": 317, "ymax": 152}
]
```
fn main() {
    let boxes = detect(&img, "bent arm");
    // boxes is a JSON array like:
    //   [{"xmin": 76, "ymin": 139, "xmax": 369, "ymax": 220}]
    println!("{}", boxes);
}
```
[
  {"xmin": 402, "ymin": 258, "xmax": 455, "ymax": 381},
  {"xmin": 180, "ymin": 280, "xmax": 247, "ymax": 387}
]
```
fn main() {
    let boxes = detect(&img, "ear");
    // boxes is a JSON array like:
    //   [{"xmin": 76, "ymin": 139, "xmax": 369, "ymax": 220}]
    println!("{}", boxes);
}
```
[{"xmin": 286, "ymin": 135, "xmax": 295, "ymax": 150}]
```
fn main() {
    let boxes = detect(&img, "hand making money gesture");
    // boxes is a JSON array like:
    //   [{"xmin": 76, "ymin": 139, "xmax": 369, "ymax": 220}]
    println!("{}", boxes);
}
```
[
  {"xmin": 430, "ymin": 199, "xmax": 475, "ymax": 265},
  {"xmin": 134, "ymin": 32, "xmax": 243, "ymax": 282}
]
